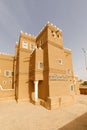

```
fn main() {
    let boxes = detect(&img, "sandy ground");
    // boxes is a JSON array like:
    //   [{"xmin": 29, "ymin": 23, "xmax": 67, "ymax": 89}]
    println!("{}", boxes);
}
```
[
  {"xmin": 0, "ymin": 95, "xmax": 87, "ymax": 130},
  {"xmin": 59, "ymin": 112, "xmax": 87, "ymax": 130}
]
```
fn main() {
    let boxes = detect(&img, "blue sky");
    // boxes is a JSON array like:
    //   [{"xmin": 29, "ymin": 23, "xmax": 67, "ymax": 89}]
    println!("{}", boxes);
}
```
[{"xmin": 0, "ymin": 0, "xmax": 87, "ymax": 80}]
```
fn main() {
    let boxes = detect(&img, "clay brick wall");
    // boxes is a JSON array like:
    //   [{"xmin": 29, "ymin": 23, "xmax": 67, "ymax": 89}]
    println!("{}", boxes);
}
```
[{"xmin": 0, "ymin": 89, "xmax": 15, "ymax": 100}]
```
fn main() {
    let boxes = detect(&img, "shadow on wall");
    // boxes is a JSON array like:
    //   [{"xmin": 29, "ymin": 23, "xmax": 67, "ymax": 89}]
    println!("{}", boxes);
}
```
[{"xmin": 28, "ymin": 53, "xmax": 35, "ymax": 102}]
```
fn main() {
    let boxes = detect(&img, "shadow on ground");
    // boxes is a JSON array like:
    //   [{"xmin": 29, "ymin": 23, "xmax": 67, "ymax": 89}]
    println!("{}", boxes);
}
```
[{"xmin": 59, "ymin": 112, "xmax": 87, "ymax": 130}]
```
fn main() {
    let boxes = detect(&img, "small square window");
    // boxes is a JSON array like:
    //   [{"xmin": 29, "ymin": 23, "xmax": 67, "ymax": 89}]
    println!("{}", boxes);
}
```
[
  {"xmin": 70, "ymin": 85, "xmax": 74, "ymax": 91},
  {"xmin": 56, "ymin": 31, "xmax": 60, "ymax": 38},
  {"xmin": 11, "ymin": 72, "xmax": 14, "ymax": 76},
  {"xmin": 51, "ymin": 31, "xmax": 56, "ymax": 38},
  {"xmin": 3, "ymin": 80, "xmax": 6, "ymax": 85},
  {"xmin": 38, "ymin": 62, "xmax": 43, "ymax": 69},
  {"xmin": 67, "ymin": 69, "xmax": 71, "ymax": 74},
  {"xmin": 4, "ymin": 70, "xmax": 9, "ymax": 77},
  {"xmin": 58, "ymin": 59, "xmax": 62, "ymax": 64},
  {"xmin": 22, "ymin": 42, "xmax": 28, "ymax": 49},
  {"xmin": 30, "ymin": 44, "xmax": 36, "ymax": 51}
]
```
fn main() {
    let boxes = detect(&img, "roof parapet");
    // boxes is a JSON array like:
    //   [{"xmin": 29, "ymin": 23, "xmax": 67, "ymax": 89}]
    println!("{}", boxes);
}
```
[
  {"xmin": 20, "ymin": 30, "xmax": 23, "ymax": 33},
  {"xmin": 64, "ymin": 47, "xmax": 71, "ymax": 51},
  {"xmin": 0, "ymin": 52, "xmax": 14, "ymax": 56},
  {"xmin": 36, "ymin": 22, "xmax": 62, "ymax": 40}
]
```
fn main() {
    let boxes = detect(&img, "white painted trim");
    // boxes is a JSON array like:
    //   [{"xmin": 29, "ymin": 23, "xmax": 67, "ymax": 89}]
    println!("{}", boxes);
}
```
[{"xmin": 34, "ymin": 81, "xmax": 39, "ymax": 102}]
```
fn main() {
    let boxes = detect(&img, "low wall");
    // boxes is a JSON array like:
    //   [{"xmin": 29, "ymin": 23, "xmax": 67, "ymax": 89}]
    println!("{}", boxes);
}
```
[
  {"xmin": 40, "ymin": 95, "xmax": 76, "ymax": 110},
  {"xmin": 0, "ymin": 89, "xmax": 15, "ymax": 100},
  {"xmin": 79, "ymin": 87, "xmax": 87, "ymax": 95}
]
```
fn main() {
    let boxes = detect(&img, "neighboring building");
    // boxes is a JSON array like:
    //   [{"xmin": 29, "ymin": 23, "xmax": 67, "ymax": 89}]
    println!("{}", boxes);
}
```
[
  {"xmin": 0, "ymin": 23, "xmax": 79, "ymax": 109},
  {"xmin": 0, "ymin": 54, "xmax": 14, "ymax": 89},
  {"xmin": 74, "ymin": 76, "xmax": 80, "ymax": 95},
  {"xmin": 79, "ymin": 81, "xmax": 87, "ymax": 95},
  {"xmin": 79, "ymin": 87, "xmax": 87, "ymax": 94}
]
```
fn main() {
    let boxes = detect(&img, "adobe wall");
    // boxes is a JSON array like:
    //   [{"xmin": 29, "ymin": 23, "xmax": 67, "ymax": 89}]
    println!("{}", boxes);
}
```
[
  {"xmin": 0, "ymin": 89, "xmax": 15, "ymax": 100},
  {"xmin": 15, "ymin": 33, "xmax": 36, "ymax": 102},
  {"xmin": 47, "ymin": 25, "xmax": 74, "ymax": 97},
  {"xmin": 36, "ymin": 29, "xmax": 49, "ymax": 101},
  {"xmin": 0, "ymin": 54, "xmax": 14, "ymax": 89}
]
